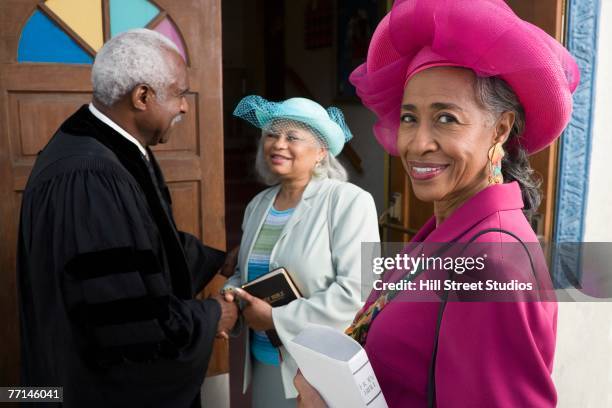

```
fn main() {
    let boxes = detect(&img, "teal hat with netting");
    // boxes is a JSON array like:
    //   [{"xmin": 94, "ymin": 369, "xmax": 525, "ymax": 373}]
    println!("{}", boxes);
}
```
[{"xmin": 233, "ymin": 95, "xmax": 353, "ymax": 156}]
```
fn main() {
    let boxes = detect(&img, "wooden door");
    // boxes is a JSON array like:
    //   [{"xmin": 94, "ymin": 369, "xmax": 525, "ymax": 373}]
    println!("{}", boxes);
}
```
[
  {"xmin": 0, "ymin": 0, "xmax": 227, "ymax": 386},
  {"xmin": 382, "ymin": 0, "xmax": 565, "ymax": 244}
]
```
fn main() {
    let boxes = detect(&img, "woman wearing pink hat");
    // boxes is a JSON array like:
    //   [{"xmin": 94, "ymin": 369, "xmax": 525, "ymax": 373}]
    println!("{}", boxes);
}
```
[{"xmin": 294, "ymin": 0, "xmax": 579, "ymax": 407}]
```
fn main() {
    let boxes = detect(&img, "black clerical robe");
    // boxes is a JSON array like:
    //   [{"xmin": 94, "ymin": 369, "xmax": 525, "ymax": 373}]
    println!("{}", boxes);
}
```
[{"xmin": 18, "ymin": 105, "xmax": 226, "ymax": 407}]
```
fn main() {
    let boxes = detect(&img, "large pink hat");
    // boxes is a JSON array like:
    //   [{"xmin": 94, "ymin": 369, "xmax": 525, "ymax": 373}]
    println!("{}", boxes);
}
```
[{"xmin": 350, "ymin": 0, "xmax": 580, "ymax": 155}]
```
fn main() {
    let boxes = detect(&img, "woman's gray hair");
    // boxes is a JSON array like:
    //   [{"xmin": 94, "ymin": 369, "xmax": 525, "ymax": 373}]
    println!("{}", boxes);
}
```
[
  {"xmin": 474, "ymin": 76, "xmax": 541, "ymax": 221},
  {"xmin": 254, "ymin": 131, "xmax": 348, "ymax": 186},
  {"xmin": 92, "ymin": 29, "xmax": 181, "ymax": 107}
]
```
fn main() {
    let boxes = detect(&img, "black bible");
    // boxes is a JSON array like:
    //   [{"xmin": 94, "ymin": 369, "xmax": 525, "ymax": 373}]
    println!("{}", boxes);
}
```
[{"xmin": 241, "ymin": 267, "xmax": 302, "ymax": 347}]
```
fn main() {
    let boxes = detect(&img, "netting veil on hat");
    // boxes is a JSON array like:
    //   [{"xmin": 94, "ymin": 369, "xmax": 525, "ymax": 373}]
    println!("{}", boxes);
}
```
[
  {"xmin": 350, "ymin": 0, "xmax": 580, "ymax": 155},
  {"xmin": 233, "ymin": 95, "xmax": 353, "ymax": 156}
]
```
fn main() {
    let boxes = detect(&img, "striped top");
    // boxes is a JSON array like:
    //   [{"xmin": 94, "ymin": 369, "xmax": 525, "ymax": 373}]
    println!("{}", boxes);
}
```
[{"xmin": 247, "ymin": 206, "xmax": 295, "ymax": 366}]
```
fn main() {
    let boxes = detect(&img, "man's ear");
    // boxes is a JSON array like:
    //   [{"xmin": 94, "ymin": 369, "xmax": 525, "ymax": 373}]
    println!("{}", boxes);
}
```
[
  {"xmin": 130, "ymin": 84, "xmax": 152, "ymax": 111},
  {"xmin": 493, "ymin": 111, "xmax": 515, "ymax": 145}
]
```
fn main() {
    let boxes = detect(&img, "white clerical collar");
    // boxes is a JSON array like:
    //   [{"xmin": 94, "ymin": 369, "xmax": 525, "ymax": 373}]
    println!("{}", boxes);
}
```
[{"xmin": 88, "ymin": 102, "xmax": 149, "ymax": 159}]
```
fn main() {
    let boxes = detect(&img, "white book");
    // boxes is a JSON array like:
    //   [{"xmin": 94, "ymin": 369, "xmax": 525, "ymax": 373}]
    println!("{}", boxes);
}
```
[{"xmin": 287, "ymin": 324, "xmax": 388, "ymax": 408}]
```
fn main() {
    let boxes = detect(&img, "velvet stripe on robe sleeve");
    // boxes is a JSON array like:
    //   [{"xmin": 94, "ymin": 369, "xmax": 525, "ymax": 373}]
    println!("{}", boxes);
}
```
[{"xmin": 18, "ymin": 157, "xmax": 221, "ymax": 407}]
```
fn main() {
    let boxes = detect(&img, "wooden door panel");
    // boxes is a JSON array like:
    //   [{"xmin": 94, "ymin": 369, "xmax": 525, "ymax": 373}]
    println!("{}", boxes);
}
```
[
  {"xmin": 8, "ymin": 92, "xmax": 91, "ymax": 159},
  {"xmin": 169, "ymin": 181, "xmax": 202, "ymax": 238},
  {"xmin": 506, "ymin": 0, "xmax": 563, "ymax": 241},
  {"xmin": 7, "ymin": 91, "xmax": 92, "ymax": 192}
]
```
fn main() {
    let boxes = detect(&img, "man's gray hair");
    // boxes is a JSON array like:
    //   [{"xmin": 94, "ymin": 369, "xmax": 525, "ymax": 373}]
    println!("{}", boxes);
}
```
[
  {"xmin": 92, "ymin": 29, "xmax": 181, "ymax": 107},
  {"xmin": 254, "ymin": 134, "xmax": 348, "ymax": 186}
]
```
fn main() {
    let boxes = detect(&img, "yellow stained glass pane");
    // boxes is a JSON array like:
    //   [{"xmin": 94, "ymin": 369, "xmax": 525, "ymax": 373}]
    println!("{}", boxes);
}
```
[{"xmin": 45, "ymin": 0, "xmax": 103, "ymax": 51}]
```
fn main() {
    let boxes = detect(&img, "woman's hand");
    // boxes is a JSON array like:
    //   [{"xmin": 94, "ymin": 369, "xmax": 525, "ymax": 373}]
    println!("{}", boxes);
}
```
[
  {"xmin": 294, "ymin": 370, "xmax": 327, "ymax": 408},
  {"xmin": 233, "ymin": 288, "xmax": 274, "ymax": 331}
]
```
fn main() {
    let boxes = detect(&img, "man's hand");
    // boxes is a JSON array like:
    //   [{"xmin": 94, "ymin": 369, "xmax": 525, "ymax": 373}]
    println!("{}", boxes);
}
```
[
  {"xmin": 211, "ymin": 293, "xmax": 238, "ymax": 339},
  {"xmin": 233, "ymin": 288, "xmax": 274, "ymax": 331},
  {"xmin": 218, "ymin": 246, "xmax": 240, "ymax": 279},
  {"xmin": 294, "ymin": 370, "xmax": 327, "ymax": 408}
]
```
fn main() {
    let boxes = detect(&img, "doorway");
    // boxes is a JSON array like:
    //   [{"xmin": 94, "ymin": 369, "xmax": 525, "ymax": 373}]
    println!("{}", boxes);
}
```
[{"xmin": 221, "ymin": 1, "xmax": 386, "ymax": 406}]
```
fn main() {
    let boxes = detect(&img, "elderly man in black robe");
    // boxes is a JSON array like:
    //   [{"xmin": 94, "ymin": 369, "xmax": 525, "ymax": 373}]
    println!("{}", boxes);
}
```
[{"xmin": 17, "ymin": 29, "xmax": 238, "ymax": 407}]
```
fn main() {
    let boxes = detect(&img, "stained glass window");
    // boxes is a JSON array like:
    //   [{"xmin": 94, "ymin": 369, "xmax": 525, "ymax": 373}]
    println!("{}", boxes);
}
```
[
  {"xmin": 154, "ymin": 17, "xmax": 188, "ymax": 62},
  {"xmin": 18, "ymin": 10, "xmax": 93, "ymax": 64},
  {"xmin": 45, "ymin": 0, "xmax": 104, "ymax": 51},
  {"xmin": 109, "ymin": 0, "xmax": 160, "ymax": 38},
  {"xmin": 17, "ymin": 0, "xmax": 188, "ymax": 64}
]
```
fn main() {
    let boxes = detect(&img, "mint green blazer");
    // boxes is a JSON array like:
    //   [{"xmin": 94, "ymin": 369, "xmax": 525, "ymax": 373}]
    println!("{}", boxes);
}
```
[{"xmin": 224, "ymin": 177, "xmax": 380, "ymax": 398}]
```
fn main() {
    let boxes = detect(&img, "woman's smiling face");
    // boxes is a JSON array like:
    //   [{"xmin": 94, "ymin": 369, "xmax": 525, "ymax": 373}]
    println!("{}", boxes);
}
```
[
  {"xmin": 397, "ymin": 67, "xmax": 499, "ymax": 204},
  {"xmin": 262, "ymin": 120, "xmax": 325, "ymax": 181}
]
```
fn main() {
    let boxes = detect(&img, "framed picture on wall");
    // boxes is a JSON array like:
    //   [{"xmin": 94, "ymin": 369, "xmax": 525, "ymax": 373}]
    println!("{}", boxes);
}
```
[{"xmin": 335, "ymin": 0, "xmax": 386, "ymax": 100}]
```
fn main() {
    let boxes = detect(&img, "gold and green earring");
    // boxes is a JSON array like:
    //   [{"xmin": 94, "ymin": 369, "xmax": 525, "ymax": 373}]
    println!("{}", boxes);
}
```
[{"xmin": 488, "ymin": 143, "xmax": 505, "ymax": 184}]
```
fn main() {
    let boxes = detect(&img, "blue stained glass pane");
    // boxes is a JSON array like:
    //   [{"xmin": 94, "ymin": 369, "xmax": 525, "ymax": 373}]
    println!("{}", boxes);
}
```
[
  {"xmin": 17, "ymin": 10, "xmax": 93, "ymax": 64},
  {"xmin": 110, "ymin": 0, "xmax": 160, "ymax": 37}
]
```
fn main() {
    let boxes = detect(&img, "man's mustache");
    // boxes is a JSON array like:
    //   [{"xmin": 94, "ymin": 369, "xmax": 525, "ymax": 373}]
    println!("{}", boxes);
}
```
[{"xmin": 171, "ymin": 114, "xmax": 184, "ymax": 127}]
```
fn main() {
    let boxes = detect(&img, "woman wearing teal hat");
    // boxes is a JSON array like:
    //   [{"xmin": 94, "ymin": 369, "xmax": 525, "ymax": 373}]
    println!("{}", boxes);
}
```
[{"xmin": 221, "ymin": 95, "xmax": 380, "ymax": 407}]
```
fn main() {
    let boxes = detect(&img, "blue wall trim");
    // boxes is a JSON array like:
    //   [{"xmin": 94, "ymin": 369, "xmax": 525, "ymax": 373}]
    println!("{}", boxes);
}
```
[
  {"xmin": 554, "ymin": 0, "xmax": 601, "ymax": 243},
  {"xmin": 552, "ymin": 0, "xmax": 600, "ymax": 287}
]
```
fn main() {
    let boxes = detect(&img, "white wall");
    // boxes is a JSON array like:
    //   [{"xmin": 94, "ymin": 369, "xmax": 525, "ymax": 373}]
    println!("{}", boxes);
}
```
[
  {"xmin": 553, "ymin": 1, "xmax": 612, "ymax": 406},
  {"xmin": 584, "ymin": 0, "xmax": 612, "ymax": 241}
]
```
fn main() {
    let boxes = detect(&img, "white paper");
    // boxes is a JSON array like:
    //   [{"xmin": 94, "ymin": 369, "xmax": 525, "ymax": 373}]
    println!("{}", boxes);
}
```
[{"xmin": 287, "ymin": 324, "xmax": 388, "ymax": 408}]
